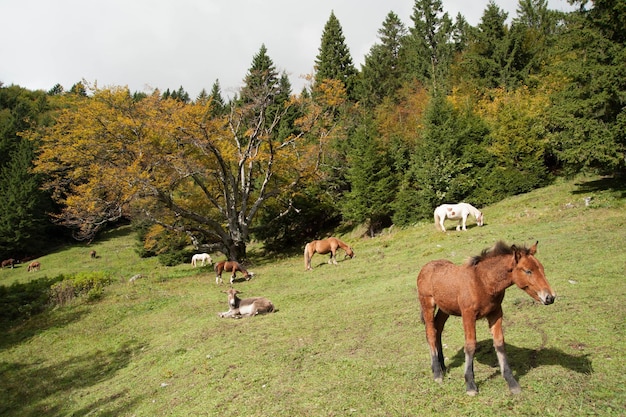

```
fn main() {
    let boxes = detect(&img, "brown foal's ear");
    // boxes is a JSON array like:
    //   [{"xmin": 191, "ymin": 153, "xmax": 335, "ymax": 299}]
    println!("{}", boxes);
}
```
[
  {"xmin": 511, "ymin": 245, "xmax": 522, "ymax": 263},
  {"xmin": 529, "ymin": 241, "xmax": 538, "ymax": 255}
]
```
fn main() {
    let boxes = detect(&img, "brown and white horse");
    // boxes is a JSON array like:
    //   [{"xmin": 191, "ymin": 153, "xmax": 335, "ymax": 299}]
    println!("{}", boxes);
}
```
[
  {"xmin": 304, "ymin": 237, "xmax": 354, "ymax": 271},
  {"xmin": 214, "ymin": 260, "xmax": 254, "ymax": 285},
  {"xmin": 434, "ymin": 203, "xmax": 484, "ymax": 232}
]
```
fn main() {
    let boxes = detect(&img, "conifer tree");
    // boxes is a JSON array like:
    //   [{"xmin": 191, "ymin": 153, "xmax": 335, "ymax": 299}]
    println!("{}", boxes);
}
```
[
  {"xmin": 546, "ymin": 0, "xmax": 626, "ymax": 175},
  {"xmin": 0, "ymin": 138, "xmax": 50, "ymax": 255},
  {"xmin": 207, "ymin": 79, "xmax": 226, "ymax": 116},
  {"xmin": 358, "ymin": 11, "xmax": 407, "ymax": 107},
  {"xmin": 314, "ymin": 11, "xmax": 358, "ymax": 100},
  {"xmin": 0, "ymin": 86, "xmax": 54, "ymax": 256},
  {"xmin": 240, "ymin": 44, "xmax": 279, "ymax": 104},
  {"xmin": 341, "ymin": 116, "xmax": 396, "ymax": 235},
  {"xmin": 402, "ymin": 0, "xmax": 455, "ymax": 91}
]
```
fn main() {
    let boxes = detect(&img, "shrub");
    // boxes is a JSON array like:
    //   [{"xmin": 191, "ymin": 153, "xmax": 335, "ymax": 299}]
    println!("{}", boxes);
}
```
[{"xmin": 49, "ymin": 271, "xmax": 112, "ymax": 305}]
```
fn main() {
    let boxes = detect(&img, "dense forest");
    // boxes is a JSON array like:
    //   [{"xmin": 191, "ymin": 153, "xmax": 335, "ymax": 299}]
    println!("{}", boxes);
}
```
[{"xmin": 1, "ymin": 0, "xmax": 624, "ymax": 262}]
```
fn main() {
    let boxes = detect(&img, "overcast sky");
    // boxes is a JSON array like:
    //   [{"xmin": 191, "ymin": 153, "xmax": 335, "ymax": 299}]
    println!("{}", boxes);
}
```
[{"xmin": 1, "ymin": 0, "xmax": 575, "ymax": 99}]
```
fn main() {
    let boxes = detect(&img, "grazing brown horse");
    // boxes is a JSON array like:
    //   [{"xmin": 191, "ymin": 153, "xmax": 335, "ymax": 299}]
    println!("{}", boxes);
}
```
[
  {"xmin": 27, "ymin": 261, "xmax": 41, "ymax": 272},
  {"xmin": 214, "ymin": 260, "xmax": 254, "ymax": 285},
  {"xmin": 304, "ymin": 237, "xmax": 354, "ymax": 271},
  {"xmin": 417, "ymin": 241, "xmax": 555, "ymax": 395},
  {"xmin": 1, "ymin": 258, "xmax": 16, "ymax": 269},
  {"xmin": 90, "ymin": 250, "xmax": 97, "ymax": 258}
]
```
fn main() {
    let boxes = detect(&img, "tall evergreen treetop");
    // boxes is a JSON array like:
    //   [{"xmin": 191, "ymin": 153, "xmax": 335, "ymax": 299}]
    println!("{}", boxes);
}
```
[
  {"xmin": 403, "ymin": 0, "xmax": 455, "ymax": 91},
  {"xmin": 358, "ymin": 11, "xmax": 407, "ymax": 107},
  {"xmin": 240, "ymin": 44, "xmax": 280, "ymax": 105},
  {"xmin": 314, "ymin": 11, "xmax": 358, "ymax": 99}
]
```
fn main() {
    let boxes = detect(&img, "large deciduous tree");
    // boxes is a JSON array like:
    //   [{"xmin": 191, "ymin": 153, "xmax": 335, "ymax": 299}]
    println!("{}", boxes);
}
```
[{"xmin": 29, "ymin": 49, "xmax": 322, "ymax": 260}]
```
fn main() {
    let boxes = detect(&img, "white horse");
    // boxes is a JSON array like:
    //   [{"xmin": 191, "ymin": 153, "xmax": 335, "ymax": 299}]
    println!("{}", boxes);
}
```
[
  {"xmin": 434, "ymin": 203, "xmax": 484, "ymax": 232},
  {"xmin": 191, "ymin": 253, "xmax": 213, "ymax": 267}
]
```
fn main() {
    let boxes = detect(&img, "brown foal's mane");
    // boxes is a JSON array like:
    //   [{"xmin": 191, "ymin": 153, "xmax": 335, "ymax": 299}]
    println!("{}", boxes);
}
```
[{"xmin": 467, "ymin": 241, "xmax": 531, "ymax": 266}]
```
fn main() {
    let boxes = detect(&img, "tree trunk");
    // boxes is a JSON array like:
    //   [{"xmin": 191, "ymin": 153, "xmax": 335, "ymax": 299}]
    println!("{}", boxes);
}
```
[{"xmin": 225, "ymin": 238, "xmax": 247, "ymax": 262}]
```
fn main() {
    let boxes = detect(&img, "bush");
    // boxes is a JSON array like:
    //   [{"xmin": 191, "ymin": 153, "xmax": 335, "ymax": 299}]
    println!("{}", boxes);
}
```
[
  {"xmin": 49, "ymin": 271, "xmax": 112, "ymax": 305},
  {"xmin": 157, "ymin": 249, "xmax": 192, "ymax": 266}
]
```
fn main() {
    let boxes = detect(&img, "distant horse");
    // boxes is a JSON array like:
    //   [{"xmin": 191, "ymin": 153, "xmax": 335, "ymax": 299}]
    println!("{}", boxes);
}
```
[
  {"xmin": 90, "ymin": 250, "xmax": 97, "ymax": 259},
  {"xmin": 27, "ymin": 261, "xmax": 41, "ymax": 272},
  {"xmin": 1, "ymin": 258, "xmax": 16, "ymax": 269},
  {"xmin": 214, "ymin": 260, "xmax": 254, "ymax": 285},
  {"xmin": 417, "ymin": 241, "xmax": 555, "ymax": 395},
  {"xmin": 218, "ymin": 288, "xmax": 275, "ymax": 318},
  {"xmin": 304, "ymin": 237, "xmax": 354, "ymax": 271},
  {"xmin": 434, "ymin": 202, "xmax": 484, "ymax": 232},
  {"xmin": 191, "ymin": 253, "xmax": 213, "ymax": 267}
]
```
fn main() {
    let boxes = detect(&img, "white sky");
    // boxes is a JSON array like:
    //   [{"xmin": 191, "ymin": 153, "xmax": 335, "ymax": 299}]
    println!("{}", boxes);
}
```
[{"xmin": 0, "ymin": 0, "xmax": 575, "ymax": 99}]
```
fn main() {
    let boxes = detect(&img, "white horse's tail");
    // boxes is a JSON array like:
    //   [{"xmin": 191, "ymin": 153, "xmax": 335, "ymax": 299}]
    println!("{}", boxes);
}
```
[
  {"xmin": 304, "ymin": 243, "xmax": 311, "ymax": 270},
  {"xmin": 434, "ymin": 209, "xmax": 442, "ymax": 231}
]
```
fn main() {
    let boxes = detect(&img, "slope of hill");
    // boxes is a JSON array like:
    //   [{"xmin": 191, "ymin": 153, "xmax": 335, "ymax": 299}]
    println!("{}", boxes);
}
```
[{"xmin": 1, "ymin": 176, "xmax": 624, "ymax": 416}]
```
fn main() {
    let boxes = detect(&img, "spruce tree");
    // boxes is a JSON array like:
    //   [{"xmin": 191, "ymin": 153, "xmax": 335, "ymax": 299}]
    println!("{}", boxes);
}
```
[
  {"xmin": 208, "ymin": 79, "xmax": 226, "ymax": 116},
  {"xmin": 0, "ymin": 138, "xmax": 50, "ymax": 256},
  {"xmin": 358, "ymin": 11, "xmax": 407, "ymax": 107},
  {"xmin": 546, "ymin": 0, "xmax": 626, "ymax": 175},
  {"xmin": 402, "ymin": 0, "xmax": 455, "ymax": 91},
  {"xmin": 314, "ymin": 11, "xmax": 358, "ymax": 100},
  {"xmin": 0, "ymin": 85, "xmax": 55, "ymax": 257},
  {"xmin": 341, "ymin": 116, "xmax": 396, "ymax": 235}
]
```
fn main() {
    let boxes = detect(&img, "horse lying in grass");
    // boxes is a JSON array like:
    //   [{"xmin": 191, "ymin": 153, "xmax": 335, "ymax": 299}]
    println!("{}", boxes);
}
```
[
  {"xmin": 218, "ymin": 288, "xmax": 274, "ymax": 318},
  {"xmin": 214, "ymin": 260, "xmax": 254, "ymax": 285},
  {"xmin": 434, "ymin": 202, "xmax": 484, "ymax": 232},
  {"xmin": 417, "ymin": 241, "xmax": 555, "ymax": 395},
  {"xmin": 304, "ymin": 237, "xmax": 354, "ymax": 271}
]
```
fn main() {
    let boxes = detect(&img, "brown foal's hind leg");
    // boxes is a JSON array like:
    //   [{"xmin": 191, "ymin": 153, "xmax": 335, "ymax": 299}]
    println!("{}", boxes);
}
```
[
  {"xmin": 434, "ymin": 310, "xmax": 449, "ymax": 375},
  {"xmin": 421, "ymin": 299, "xmax": 445, "ymax": 383},
  {"xmin": 462, "ymin": 313, "xmax": 479, "ymax": 395}
]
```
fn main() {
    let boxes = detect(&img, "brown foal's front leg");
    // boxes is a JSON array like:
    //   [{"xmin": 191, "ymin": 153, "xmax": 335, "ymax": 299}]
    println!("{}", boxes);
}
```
[{"xmin": 488, "ymin": 309, "xmax": 521, "ymax": 394}]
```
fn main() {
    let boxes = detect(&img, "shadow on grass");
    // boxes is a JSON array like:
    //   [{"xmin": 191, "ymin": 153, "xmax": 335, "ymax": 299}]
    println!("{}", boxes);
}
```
[
  {"xmin": 0, "ymin": 340, "xmax": 146, "ymax": 417},
  {"xmin": 447, "ymin": 339, "xmax": 593, "ymax": 379},
  {"xmin": 0, "ymin": 307, "xmax": 89, "ymax": 351},
  {"xmin": 0, "ymin": 276, "xmax": 69, "ymax": 348},
  {"xmin": 573, "ymin": 176, "xmax": 626, "ymax": 197}
]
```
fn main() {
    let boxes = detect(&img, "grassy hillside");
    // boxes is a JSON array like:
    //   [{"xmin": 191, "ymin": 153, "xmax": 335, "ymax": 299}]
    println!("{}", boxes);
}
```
[{"xmin": 1, "ymin": 176, "xmax": 625, "ymax": 416}]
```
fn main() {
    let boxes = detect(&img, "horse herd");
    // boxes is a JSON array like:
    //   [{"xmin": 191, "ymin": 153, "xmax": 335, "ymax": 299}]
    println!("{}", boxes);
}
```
[
  {"xmin": 1, "ymin": 258, "xmax": 41, "ymax": 272},
  {"xmin": 208, "ymin": 202, "xmax": 556, "ymax": 396},
  {"xmin": 1, "ymin": 202, "xmax": 557, "ymax": 396}
]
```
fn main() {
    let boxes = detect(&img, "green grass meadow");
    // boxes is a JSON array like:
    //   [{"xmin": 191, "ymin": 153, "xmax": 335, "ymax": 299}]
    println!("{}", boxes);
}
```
[{"xmin": 1, "ymin": 176, "xmax": 625, "ymax": 416}]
